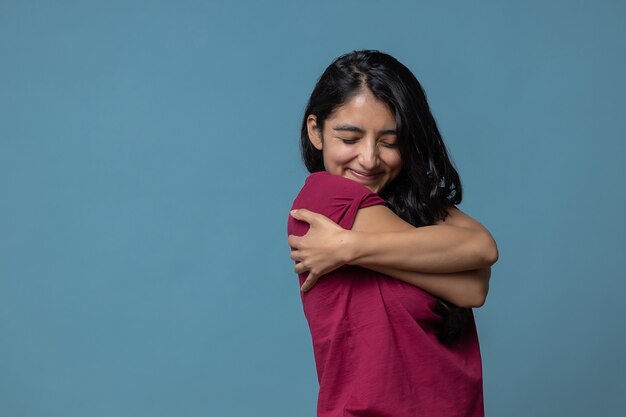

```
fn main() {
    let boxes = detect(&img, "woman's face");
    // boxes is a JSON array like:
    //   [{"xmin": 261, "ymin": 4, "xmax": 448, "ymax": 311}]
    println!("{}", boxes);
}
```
[{"xmin": 306, "ymin": 88, "xmax": 403, "ymax": 194}]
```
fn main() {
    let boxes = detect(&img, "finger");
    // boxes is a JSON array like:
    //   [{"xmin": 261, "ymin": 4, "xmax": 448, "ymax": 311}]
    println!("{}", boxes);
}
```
[
  {"xmin": 294, "ymin": 261, "xmax": 307, "ymax": 274},
  {"xmin": 289, "ymin": 250, "xmax": 301, "ymax": 261},
  {"xmin": 301, "ymin": 272, "xmax": 319, "ymax": 292},
  {"xmin": 290, "ymin": 209, "xmax": 317, "ymax": 225},
  {"xmin": 287, "ymin": 234, "xmax": 301, "ymax": 248}
]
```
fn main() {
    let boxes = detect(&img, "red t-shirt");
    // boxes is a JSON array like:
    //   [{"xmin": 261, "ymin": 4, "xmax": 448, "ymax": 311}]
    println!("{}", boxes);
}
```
[{"xmin": 287, "ymin": 171, "xmax": 484, "ymax": 417}]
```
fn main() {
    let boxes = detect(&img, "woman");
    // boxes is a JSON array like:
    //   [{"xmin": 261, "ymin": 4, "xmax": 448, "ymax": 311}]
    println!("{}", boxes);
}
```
[{"xmin": 287, "ymin": 50, "xmax": 498, "ymax": 417}]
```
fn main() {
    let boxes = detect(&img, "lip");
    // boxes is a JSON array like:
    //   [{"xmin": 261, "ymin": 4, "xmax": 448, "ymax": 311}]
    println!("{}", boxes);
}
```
[{"xmin": 348, "ymin": 169, "xmax": 381, "ymax": 182}]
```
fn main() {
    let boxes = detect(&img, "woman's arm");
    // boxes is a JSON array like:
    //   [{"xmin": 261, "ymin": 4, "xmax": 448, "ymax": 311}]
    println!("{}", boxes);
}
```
[
  {"xmin": 347, "ymin": 205, "xmax": 494, "ymax": 307},
  {"xmin": 347, "ymin": 205, "xmax": 499, "ymax": 274},
  {"xmin": 368, "ymin": 265, "xmax": 491, "ymax": 308},
  {"xmin": 290, "ymin": 205, "xmax": 498, "ymax": 306},
  {"xmin": 290, "ymin": 205, "xmax": 498, "ymax": 276}
]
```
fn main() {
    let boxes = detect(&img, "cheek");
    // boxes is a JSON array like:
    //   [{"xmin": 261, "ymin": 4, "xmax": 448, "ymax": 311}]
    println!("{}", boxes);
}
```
[
  {"xmin": 383, "ymin": 150, "xmax": 403, "ymax": 170},
  {"xmin": 323, "ymin": 145, "xmax": 354, "ymax": 165}
]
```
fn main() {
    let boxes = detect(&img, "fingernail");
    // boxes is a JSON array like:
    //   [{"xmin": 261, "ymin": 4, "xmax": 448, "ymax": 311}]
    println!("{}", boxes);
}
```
[{"xmin": 290, "ymin": 209, "xmax": 297, "ymax": 215}]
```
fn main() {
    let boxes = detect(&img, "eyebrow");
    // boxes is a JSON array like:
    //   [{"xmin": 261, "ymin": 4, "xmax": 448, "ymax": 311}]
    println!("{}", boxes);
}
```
[{"xmin": 332, "ymin": 124, "xmax": 397, "ymax": 136}]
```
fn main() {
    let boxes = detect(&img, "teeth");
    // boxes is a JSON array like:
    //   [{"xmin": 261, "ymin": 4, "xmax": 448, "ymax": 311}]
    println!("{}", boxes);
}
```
[{"xmin": 352, "ymin": 169, "xmax": 377, "ymax": 178}]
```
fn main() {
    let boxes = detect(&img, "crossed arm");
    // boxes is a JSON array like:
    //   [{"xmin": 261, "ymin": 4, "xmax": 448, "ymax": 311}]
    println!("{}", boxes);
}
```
[{"xmin": 288, "ymin": 205, "xmax": 498, "ymax": 308}]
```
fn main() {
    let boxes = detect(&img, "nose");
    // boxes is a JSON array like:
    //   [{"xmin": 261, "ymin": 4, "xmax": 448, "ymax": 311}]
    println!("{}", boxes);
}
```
[{"xmin": 358, "ymin": 140, "xmax": 380, "ymax": 170}]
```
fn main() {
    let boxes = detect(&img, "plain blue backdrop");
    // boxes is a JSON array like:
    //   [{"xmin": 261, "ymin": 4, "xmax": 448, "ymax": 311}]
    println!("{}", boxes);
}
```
[{"xmin": 1, "ymin": 1, "xmax": 625, "ymax": 416}]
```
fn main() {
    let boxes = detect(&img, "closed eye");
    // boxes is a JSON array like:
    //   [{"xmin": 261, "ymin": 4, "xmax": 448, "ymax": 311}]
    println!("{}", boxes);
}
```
[
  {"xmin": 339, "ymin": 138, "xmax": 359, "ymax": 144},
  {"xmin": 338, "ymin": 137, "xmax": 397, "ymax": 148},
  {"xmin": 381, "ymin": 142, "xmax": 398, "ymax": 148}
]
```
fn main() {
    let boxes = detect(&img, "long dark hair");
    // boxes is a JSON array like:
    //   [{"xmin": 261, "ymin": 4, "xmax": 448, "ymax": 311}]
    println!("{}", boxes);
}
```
[{"xmin": 299, "ymin": 50, "xmax": 469, "ymax": 344}]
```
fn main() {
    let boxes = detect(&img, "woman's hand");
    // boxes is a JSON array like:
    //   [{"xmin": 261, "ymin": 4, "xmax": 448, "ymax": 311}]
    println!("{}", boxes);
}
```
[{"xmin": 288, "ymin": 209, "xmax": 352, "ymax": 292}]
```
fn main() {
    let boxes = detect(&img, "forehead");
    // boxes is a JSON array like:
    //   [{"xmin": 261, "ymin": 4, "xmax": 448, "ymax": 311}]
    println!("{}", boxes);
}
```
[{"xmin": 327, "ymin": 90, "xmax": 396, "ymax": 129}]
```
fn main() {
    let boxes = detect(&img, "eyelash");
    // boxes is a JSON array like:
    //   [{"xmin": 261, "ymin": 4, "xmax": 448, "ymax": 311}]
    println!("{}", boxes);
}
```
[
  {"xmin": 340, "ymin": 138, "xmax": 398, "ymax": 148},
  {"xmin": 340, "ymin": 138, "xmax": 359, "ymax": 144}
]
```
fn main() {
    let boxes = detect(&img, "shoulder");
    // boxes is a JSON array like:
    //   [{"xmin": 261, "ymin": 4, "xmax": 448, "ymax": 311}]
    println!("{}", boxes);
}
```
[
  {"xmin": 290, "ymin": 171, "xmax": 388, "ymax": 229},
  {"xmin": 297, "ymin": 171, "xmax": 386, "ymax": 206},
  {"xmin": 434, "ymin": 205, "xmax": 488, "ymax": 232},
  {"xmin": 304, "ymin": 171, "xmax": 355, "ymax": 187},
  {"xmin": 302, "ymin": 171, "xmax": 379, "ymax": 198}
]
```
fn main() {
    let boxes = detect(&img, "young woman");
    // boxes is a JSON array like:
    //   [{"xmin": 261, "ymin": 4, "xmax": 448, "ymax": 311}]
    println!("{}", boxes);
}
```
[{"xmin": 287, "ymin": 50, "xmax": 498, "ymax": 417}]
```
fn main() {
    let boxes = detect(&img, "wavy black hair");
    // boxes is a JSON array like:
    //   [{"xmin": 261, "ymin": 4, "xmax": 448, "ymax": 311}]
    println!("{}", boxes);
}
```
[{"xmin": 299, "ymin": 49, "xmax": 469, "ymax": 344}]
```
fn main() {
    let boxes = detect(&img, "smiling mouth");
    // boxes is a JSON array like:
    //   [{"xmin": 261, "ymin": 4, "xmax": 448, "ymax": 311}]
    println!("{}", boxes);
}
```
[{"xmin": 349, "ymin": 169, "xmax": 381, "ymax": 182}]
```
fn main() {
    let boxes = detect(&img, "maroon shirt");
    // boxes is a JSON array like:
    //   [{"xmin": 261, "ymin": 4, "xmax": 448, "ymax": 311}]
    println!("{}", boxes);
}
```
[{"xmin": 288, "ymin": 171, "xmax": 484, "ymax": 417}]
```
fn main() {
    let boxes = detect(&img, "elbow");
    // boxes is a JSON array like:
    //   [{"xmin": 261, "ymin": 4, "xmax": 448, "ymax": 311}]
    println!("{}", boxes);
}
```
[
  {"xmin": 479, "ymin": 232, "xmax": 499, "ymax": 267},
  {"xmin": 461, "ymin": 286, "xmax": 489, "ymax": 308},
  {"xmin": 458, "ymin": 290, "xmax": 488, "ymax": 308},
  {"xmin": 470, "ymin": 287, "xmax": 488, "ymax": 308},
  {"xmin": 457, "ymin": 268, "xmax": 491, "ymax": 308}
]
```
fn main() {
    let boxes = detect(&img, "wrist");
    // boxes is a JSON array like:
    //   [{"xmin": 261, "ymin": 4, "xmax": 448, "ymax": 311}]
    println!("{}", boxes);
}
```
[{"xmin": 343, "ymin": 230, "xmax": 364, "ymax": 265}]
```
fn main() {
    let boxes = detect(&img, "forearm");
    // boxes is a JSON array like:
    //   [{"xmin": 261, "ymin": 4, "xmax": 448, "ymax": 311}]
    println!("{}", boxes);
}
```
[
  {"xmin": 346, "ymin": 225, "xmax": 498, "ymax": 274},
  {"xmin": 367, "ymin": 263, "xmax": 491, "ymax": 308}
]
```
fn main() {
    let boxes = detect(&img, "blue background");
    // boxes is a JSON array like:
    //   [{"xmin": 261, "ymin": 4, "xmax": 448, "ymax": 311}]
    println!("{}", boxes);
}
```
[{"xmin": 1, "ymin": 1, "xmax": 625, "ymax": 416}]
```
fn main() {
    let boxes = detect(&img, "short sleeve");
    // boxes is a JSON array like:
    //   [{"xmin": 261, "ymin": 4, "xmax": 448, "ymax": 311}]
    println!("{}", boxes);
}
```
[{"xmin": 287, "ymin": 171, "xmax": 388, "ymax": 237}]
